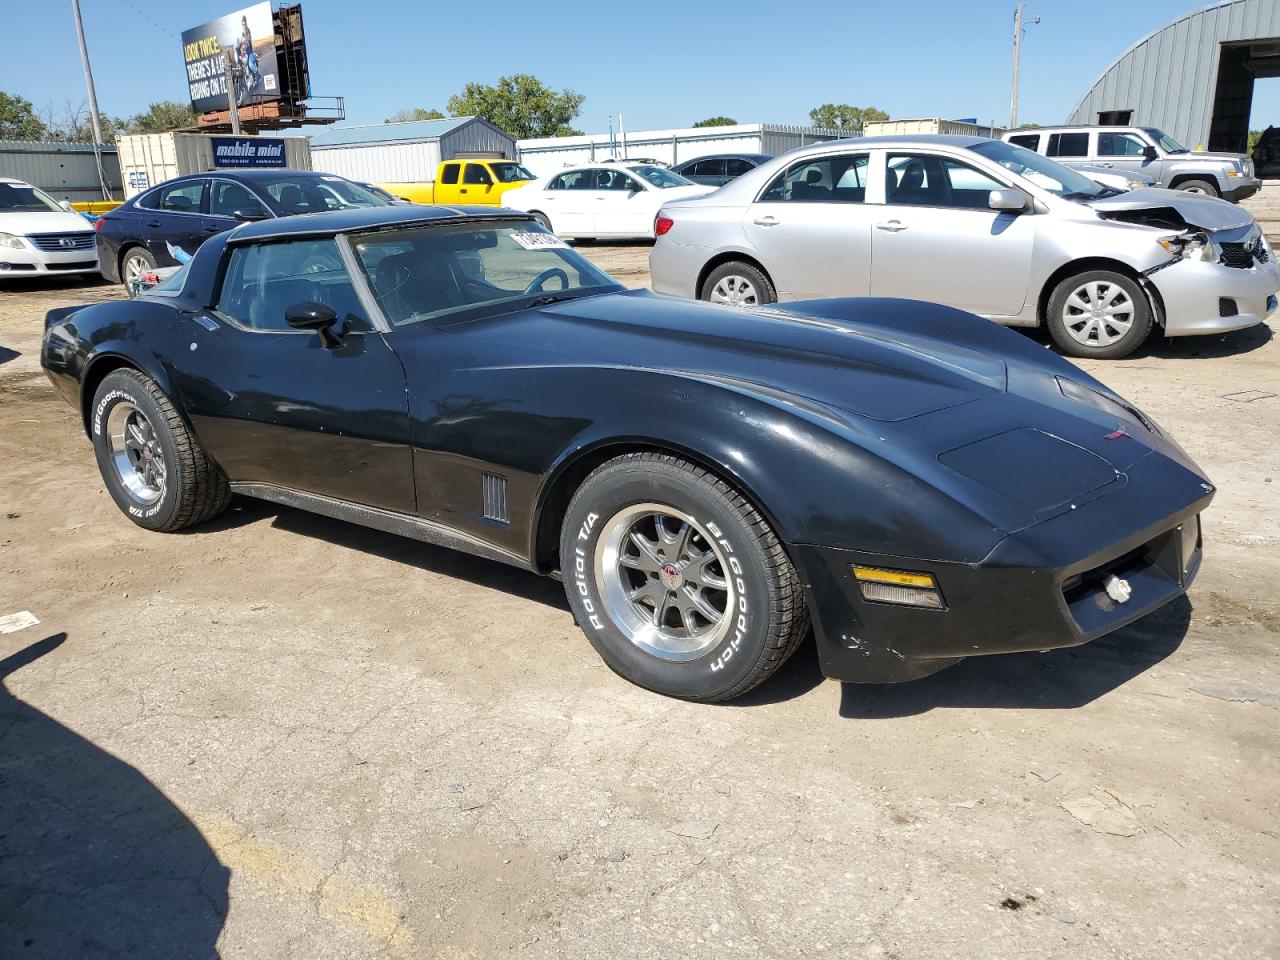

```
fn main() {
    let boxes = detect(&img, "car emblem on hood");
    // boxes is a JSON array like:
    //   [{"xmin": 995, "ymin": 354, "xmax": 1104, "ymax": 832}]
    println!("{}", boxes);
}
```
[{"xmin": 58, "ymin": 238, "xmax": 76, "ymax": 248}]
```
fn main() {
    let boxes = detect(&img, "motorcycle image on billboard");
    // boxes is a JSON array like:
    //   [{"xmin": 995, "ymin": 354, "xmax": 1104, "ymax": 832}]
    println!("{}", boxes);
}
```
[{"xmin": 181, "ymin": 2, "xmax": 280, "ymax": 112}]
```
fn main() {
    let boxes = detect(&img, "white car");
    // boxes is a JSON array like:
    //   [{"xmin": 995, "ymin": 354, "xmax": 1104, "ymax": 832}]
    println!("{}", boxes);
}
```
[
  {"xmin": 0, "ymin": 177, "xmax": 101, "ymax": 278},
  {"xmin": 501, "ymin": 164, "xmax": 714, "ymax": 240}
]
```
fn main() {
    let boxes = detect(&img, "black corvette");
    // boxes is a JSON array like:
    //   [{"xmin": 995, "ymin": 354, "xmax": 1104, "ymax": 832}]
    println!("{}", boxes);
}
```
[{"xmin": 42, "ymin": 205, "xmax": 1213, "ymax": 701}]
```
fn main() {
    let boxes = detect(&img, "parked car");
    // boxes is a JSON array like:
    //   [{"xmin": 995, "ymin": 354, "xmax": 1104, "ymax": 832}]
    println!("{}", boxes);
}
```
[
  {"xmin": 379, "ymin": 159, "xmax": 536, "ymax": 206},
  {"xmin": 358, "ymin": 182, "xmax": 412, "ymax": 204},
  {"xmin": 96, "ymin": 170, "xmax": 388, "ymax": 292},
  {"xmin": 502, "ymin": 164, "xmax": 714, "ymax": 240},
  {"xmin": 0, "ymin": 177, "xmax": 100, "ymax": 279},
  {"xmin": 43, "ymin": 205, "xmax": 1213, "ymax": 701},
  {"xmin": 650, "ymin": 135, "xmax": 1280, "ymax": 359},
  {"xmin": 1003, "ymin": 126, "xmax": 1260, "ymax": 202},
  {"xmin": 672, "ymin": 153, "xmax": 773, "ymax": 186}
]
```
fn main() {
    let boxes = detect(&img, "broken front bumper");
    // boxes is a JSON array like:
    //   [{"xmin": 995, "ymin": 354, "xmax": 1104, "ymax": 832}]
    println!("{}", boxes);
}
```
[{"xmin": 1150, "ymin": 254, "xmax": 1280, "ymax": 336}]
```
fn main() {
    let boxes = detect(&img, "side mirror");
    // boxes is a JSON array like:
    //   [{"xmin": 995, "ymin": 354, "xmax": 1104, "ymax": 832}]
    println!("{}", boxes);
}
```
[
  {"xmin": 233, "ymin": 207, "xmax": 269, "ymax": 222},
  {"xmin": 989, "ymin": 188, "xmax": 1029, "ymax": 212},
  {"xmin": 1142, "ymin": 145, "xmax": 1159, "ymax": 161},
  {"xmin": 59, "ymin": 199, "xmax": 75, "ymax": 213},
  {"xmin": 285, "ymin": 301, "xmax": 342, "ymax": 348}
]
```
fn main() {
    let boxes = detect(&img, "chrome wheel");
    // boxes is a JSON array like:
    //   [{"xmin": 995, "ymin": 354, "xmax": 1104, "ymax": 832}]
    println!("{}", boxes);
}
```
[
  {"xmin": 123, "ymin": 254, "xmax": 151, "ymax": 284},
  {"xmin": 1061, "ymin": 280, "xmax": 1135, "ymax": 348},
  {"xmin": 709, "ymin": 274, "xmax": 759, "ymax": 306},
  {"xmin": 106, "ymin": 402, "xmax": 166, "ymax": 504},
  {"xmin": 595, "ymin": 503, "xmax": 734, "ymax": 661}
]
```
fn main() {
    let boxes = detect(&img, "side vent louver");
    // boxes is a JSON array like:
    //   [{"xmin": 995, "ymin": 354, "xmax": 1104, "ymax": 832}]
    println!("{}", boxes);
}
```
[{"xmin": 483, "ymin": 473, "xmax": 509, "ymax": 523}]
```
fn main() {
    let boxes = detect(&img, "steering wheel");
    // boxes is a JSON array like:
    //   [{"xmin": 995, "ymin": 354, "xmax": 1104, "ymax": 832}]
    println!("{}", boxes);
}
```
[{"xmin": 524, "ymin": 267, "xmax": 570, "ymax": 295}]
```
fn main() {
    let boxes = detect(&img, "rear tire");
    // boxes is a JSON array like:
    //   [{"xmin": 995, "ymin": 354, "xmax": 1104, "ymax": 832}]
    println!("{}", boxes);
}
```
[
  {"xmin": 560, "ymin": 453, "xmax": 808, "ymax": 702},
  {"xmin": 1174, "ymin": 179, "xmax": 1218, "ymax": 197},
  {"xmin": 700, "ymin": 261, "xmax": 776, "ymax": 306},
  {"xmin": 119, "ymin": 246, "xmax": 156, "ymax": 296},
  {"xmin": 91, "ymin": 369, "xmax": 230, "ymax": 532},
  {"xmin": 1046, "ymin": 269, "xmax": 1153, "ymax": 359}
]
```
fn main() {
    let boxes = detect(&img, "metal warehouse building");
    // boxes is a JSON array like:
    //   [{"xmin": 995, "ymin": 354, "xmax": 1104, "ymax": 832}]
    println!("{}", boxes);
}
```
[
  {"xmin": 516, "ymin": 123, "xmax": 845, "ymax": 177},
  {"xmin": 1068, "ymin": 0, "xmax": 1280, "ymax": 152},
  {"xmin": 0, "ymin": 140, "xmax": 121, "ymax": 203},
  {"xmin": 308, "ymin": 116, "xmax": 518, "ymax": 183}
]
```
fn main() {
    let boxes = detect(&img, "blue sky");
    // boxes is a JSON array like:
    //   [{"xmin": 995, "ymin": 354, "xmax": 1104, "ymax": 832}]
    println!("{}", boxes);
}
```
[{"xmin": 5, "ymin": 0, "xmax": 1280, "ymax": 134}]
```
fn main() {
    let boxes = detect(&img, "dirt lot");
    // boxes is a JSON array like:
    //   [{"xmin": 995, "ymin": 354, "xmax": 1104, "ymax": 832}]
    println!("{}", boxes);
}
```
[{"xmin": 2, "ymin": 204, "xmax": 1278, "ymax": 960}]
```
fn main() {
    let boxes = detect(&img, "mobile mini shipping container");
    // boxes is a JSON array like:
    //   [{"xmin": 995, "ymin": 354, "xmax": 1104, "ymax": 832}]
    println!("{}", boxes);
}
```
[{"xmin": 115, "ymin": 132, "xmax": 312, "ymax": 199}]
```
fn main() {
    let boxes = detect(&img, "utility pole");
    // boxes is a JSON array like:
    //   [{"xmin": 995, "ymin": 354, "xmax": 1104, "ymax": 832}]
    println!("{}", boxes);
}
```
[
  {"xmin": 223, "ymin": 49, "xmax": 243, "ymax": 135},
  {"xmin": 1010, "ymin": 5, "xmax": 1040, "ymax": 129},
  {"xmin": 71, "ymin": 0, "xmax": 111, "ymax": 200}
]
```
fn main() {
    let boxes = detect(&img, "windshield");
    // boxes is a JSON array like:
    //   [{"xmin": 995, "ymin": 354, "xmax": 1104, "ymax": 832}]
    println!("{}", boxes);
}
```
[
  {"xmin": 969, "ymin": 140, "xmax": 1107, "ymax": 199},
  {"xmin": 1144, "ymin": 128, "xmax": 1186, "ymax": 153},
  {"xmin": 0, "ymin": 181, "xmax": 64, "ymax": 213},
  {"xmin": 352, "ymin": 220, "xmax": 621, "ymax": 328},
  {"xmin": 146, "ymin": 264, "xmax": 190, "ymax": 296},
  {"xmin": 627, "ymin": 165, "xmax": 693, "ymax": 188},
  {"xmin": 261, "ymin": 175, "xmax": 388, "ymax": 214},
  {"xmin": 492, "ymin": 162, "xmax": 536, "ymax": 183}
]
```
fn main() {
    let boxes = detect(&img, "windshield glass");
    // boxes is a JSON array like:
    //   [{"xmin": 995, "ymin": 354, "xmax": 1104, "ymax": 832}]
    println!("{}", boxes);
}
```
[
  {"xmin": 261, "ymin": 175, "xmax": 388, "ymax": 214},
  {"xmin": 969, "ymin": 140, "xmax": 1107, "ymax": 199},
  {"xmin": 1144, "ymin": 128, "xmax": 1186, "ymax": 153},
  {"xmin": 352, "ymin": 221, "xmax": 621, "ymax": 328},
  {"xmin": 492, "ymin": 162, "xmax": 536, "ymax": 183},
  {"xmin": 627, "ymin": 165, "xmax": 693, "ymax": 188},
  {"xmin": 0, "ymin": 181, "xmax": 64, "ymax": 213}
]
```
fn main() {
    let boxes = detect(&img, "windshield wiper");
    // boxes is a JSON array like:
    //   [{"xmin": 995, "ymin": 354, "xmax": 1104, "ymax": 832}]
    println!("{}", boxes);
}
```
[{"xmin": 527, "ymin": 292, "xmax": 579, "ymax": 307}]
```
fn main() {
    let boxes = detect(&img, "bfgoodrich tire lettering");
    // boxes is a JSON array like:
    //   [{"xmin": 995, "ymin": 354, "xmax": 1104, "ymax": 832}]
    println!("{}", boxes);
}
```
[
  {"xmin": 91, "ymin": 369, "xmax": 230, "ymax": 532},
  {"xmin": 560, "ymin": 453, "xmax": 808, "ymax": 702}
]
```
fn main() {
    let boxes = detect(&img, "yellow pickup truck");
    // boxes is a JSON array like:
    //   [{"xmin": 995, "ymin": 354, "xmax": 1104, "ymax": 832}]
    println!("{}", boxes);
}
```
[{"xmin": 381, "ymin": 158, "xmax": 536, "ymax": 206}]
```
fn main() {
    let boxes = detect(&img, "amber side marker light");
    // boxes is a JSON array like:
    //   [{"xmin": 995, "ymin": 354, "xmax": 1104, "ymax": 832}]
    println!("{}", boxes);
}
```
[{"xmin": 851, "ymin": 565, "xmax": 945, "ymax": 609}]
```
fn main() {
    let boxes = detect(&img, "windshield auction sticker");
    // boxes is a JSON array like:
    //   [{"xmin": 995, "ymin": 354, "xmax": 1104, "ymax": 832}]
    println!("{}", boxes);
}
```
[{"xmin": 511, "ymin": 232, "xmax": 569, "ymax": 250}]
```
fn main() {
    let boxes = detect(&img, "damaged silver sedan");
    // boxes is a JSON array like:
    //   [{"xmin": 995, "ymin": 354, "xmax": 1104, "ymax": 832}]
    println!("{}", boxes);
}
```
[{"xmin": 650, "ymin": 136, "xmax": 1280, "ymax": 358}]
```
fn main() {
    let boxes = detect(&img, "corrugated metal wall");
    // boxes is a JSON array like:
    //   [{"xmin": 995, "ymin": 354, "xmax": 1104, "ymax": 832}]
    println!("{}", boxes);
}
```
[
  {"xmin": 0, "ymin": 140, "xmax": 122, "ymax": 202},
  {"xmin": 309, "ymin": 118, "xmax": 518, "ymax": 183},
  {"xmin": 516, "ymin": 124, "xmax": 846, "ymax": 177},
  {"xmin": 1067, "ymin": 0, "xmax": 1280, "ymax": 149}
]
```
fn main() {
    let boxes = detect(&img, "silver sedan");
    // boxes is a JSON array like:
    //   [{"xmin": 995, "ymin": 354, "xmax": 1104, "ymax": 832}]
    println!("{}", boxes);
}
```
[{"xmin": 649, "ymin": 135, "xmax": 1280, "ymax": 358}]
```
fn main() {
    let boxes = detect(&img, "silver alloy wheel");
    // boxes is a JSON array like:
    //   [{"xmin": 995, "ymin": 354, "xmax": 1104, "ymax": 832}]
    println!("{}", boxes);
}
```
[
  {"xmin": 123, "ymin": 253, "xmax": 151, "ymax": 285},
  {"xmin": 709, "ymin": 274, "xmax": 759, "ymax": 306},
  {"xmin": 1180, "ymin": 184, "xmax": 1211, "ymax": 195},
  {"xmin": 106, "ymin": 402, "xmax": 166, "ymax": 504},
  {"xmin": 595, "ymin": 503, "xmax": 735, "ymax": 661},
  {"xmin": 1061, "ymin": 280, "xmax": 1135, "ymax": 348}
]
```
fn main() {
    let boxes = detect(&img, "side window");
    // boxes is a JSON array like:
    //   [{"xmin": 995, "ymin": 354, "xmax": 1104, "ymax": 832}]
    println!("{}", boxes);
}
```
[
  {"xmin": 440, "ymin": 163, "xmax": 461, "ymax": 185},
  {"xmin": 157, "ymin": 180, "xmax": 206, "ymax": 213},
  {"xmin": 209, "ymin": 180, "xmax": 268, "ymax": 219},
  {"xmin": 216, "ymin": 238, "xmax": 368, "ymax": 333},
  {"xmin": 1097, "ymin": 133, "xmax": 1147, "ymax": 157},
  {"xmin": 462, "ymin": 164, "xmax": 492, "ymax": 185},
  {"xmin": 549, "ymin": 170, "xmax": 595, "ymax": 190},
  {"xmin": 597, "ymin": 168, "xmax": 636, "ymax": 191},
  {"xmin": 886, "ymin": 154, "xmax": 1004, "ymax": 209},
  {"xmin": 692, "ymin": 159, "xmax": 725, "ymax": 178},
  {"xmin": 758, "ymin": 154, "xmax": 868, "ymax": 203},
  {"xmin": 1046, "ymin": 132, "xmax": 1089, "ymax": 158},
  {"xmin": 1008, "ymin": 134, "xmax": 1041, "ymax": 151},
  {"xmin": 547, "ymin": 173, "xmax": 569, "ymax": 190},
  {"xmin": 135, "ymin": 188, "xmax": 162, "ymax": 210},
  {"xmin": 725, "ymin": 158, "xmax": 754, "ymax": 177}
]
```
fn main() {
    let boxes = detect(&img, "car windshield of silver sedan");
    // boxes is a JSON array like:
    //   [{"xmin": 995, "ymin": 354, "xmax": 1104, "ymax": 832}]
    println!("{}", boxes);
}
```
[
  {"xmin": 0, "ymin": 181, "xmax": 64, "ymax": 213},
  {"xmin": 352, "ymin": 221, "xmax": 621, "ymax": 328},
  {"xmin": 969, "ymin": 140, "xmax": 1108, "ymax": 200},
  {"xmin": 492, "ymin": 162, "xmax": 537, "ymax": 182},
  {"xmin": 628, "ymin": 165, "xmax": 694, "ymax": 188}
]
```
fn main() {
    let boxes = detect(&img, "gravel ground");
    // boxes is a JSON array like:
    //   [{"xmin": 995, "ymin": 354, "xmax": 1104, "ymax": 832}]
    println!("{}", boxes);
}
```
[{"xmin": 1, "ymin": 201, "xmax": 1277, "ymax": 960}]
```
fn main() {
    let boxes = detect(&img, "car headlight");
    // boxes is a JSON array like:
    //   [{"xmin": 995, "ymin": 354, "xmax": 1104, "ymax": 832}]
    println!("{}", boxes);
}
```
[
  {"xmin": 1158, "ymin": 231, "xmax": 1216, "ymax": 262},
  {"xmin": 0, "ymin": 233, "xmax": 25, "ymax": 250},
  {"xmin": 1125, "ymin": 178, "xmax": 1146, "ymax": 189}
]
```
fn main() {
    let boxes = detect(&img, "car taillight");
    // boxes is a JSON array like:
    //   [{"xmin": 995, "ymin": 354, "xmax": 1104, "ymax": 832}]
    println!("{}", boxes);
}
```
[
  {"xmin": 93, "ymin": 217, "xmax": 105, "ymax": 232},
  {"xmin": 655, "ymin": 215, "xmax": 674, "ymax": 237}
]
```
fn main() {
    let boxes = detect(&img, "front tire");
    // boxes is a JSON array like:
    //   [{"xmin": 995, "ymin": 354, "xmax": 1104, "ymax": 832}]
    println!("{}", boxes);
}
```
[
  {"xmin": 700, "ymin": 261, "xmax": 776, "ymax": 306},
  {"xmin": 1174, "ymin": 179, "xmax": 1218, "ymax": 197},
  {"xmin": 91, "ymin": 369, "xmax": 230, "ymax": 532},
  {"xmin": 119, "ymin": 246, "xmax": 157, "ymax": 296},
  {"xmin": 560, "ymin": 453, "xmax": 808, "ymax": 702},
  {"xmin": 1046, "ymin": 270, "xmax": 1153, "ymax": 359}
]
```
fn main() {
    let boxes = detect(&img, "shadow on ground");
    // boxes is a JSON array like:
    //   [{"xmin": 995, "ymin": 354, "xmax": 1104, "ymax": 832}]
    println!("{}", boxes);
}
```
[
  {"xmin": 1016, "ymin": 320, "xmax": 1274, "ymax": 360},
  {"xmin": 838, "ymin": 595, "xmax": 1192, "ymax": 718},
  {"xmin": 0, "ymin": 633, "xmax": 229, "ymax": 958},
  {"xmin": 0, "ymin": 346, "xmax": 18, "ymax": 366}
]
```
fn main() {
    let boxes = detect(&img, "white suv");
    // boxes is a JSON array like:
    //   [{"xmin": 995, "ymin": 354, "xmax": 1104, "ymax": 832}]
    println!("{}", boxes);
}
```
[{"xmin": 0, "ymin": 178, "xmax": 101, "ymax": 279}]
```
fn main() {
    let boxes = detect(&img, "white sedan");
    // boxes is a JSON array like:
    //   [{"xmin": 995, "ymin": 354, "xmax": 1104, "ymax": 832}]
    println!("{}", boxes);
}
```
[
  {"xmin": 0, "ymin": 177, "xmax": 101, "ymax": 279},
  {"xmin": 502, "ymin": 164, "xmax": 714, "ymax": 240}
]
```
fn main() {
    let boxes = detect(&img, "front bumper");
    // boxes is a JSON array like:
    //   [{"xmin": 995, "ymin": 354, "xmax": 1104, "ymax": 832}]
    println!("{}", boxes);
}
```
[
  {"xmin": 1223, "ymin": 178, "xmax": 1262, "ymax": 203},
  {"xmin": 793, "ymin": 454, "xmax": 1213, "ymax": 683},
  {"xmin": 1148, "ymin": 255, "xmax": 1280, "ymax": 336},
  {"xmin": 0, "ymin": 240, "xmax": 100, "ymax": 277}
]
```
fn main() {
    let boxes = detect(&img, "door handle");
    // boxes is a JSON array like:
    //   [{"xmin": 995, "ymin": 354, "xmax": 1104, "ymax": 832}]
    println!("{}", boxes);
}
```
[
  {"xmin": 875, "ymin": 220, "xmax": 907, "ymax": 232},
  {"xmin": 203, "ymin": 224, "xmax": 221, "ymax": 233},
  {"xmin": 145, "ymin": 220, "xmax": 161, "ymax": 228},
  {"xmin": 460, "ymin": 188, "xmax": 468, "ymax": 194},
  {"xmin": 752, "ymin": 216, "xmax": 779, "ymax": 226}
]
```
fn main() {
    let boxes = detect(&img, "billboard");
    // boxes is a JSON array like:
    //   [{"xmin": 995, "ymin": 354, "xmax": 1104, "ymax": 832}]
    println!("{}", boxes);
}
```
[
  {"xmin": 181, "ymin": 2, "xmax": 280, "ymax": 113},
  {"xmin": 210, "ymin": 137, "xmax": 287, "ymax": 167}
]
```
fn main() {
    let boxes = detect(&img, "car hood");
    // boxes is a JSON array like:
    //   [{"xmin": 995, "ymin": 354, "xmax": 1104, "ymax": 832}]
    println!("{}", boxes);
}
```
[
  {"xmin": 1084, "ymin": 187, "xmax": 1255, "ymax": 230},
  {"xmin": 455, "ymin": 291, "xmax": 1007, "ymax": 422},
  {"xmin": 0, "ymin": 210, "xmax": 93, "ymax": 234}
]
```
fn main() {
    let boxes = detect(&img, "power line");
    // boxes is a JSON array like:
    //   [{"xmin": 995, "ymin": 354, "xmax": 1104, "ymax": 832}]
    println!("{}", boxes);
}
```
[{"xmin": 113, "ymin": 0, "xmax": 177, "ymax": 38}]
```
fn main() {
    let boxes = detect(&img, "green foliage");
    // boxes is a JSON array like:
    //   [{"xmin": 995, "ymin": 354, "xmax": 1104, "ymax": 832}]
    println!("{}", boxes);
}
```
[
  {"xmin": 693, "ymin": 116, "xmax": 737, "ymax": 128},
  {"xmin": 1247, "ymin": 128, "xmax": 1264, "ymax": 155},
  {"xmin": 445, "ymin": 74, "xmax": 585, "ymax": 140},
  {"xmin": 0, "ymin": 91, "xmax": 49, "ymax": 140},
  {"xmin": 807, "ymin": 104, "xmax": 889, "ymax": 132},
  {"xmin": 119, "ymin": 101, "xmax": 197, "ymax": 135},
  {"xmin": 1018, "ymin": 122, "xmax": 1041, "ymax": 129},
  {"xmin": 385, "ymin": 107, "xmax": 446, "ymax": 123}
]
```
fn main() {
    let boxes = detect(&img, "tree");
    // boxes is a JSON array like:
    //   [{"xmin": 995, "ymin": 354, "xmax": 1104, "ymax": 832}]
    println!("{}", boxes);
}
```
[
  {"xmin": 0, "ymin": 91, "xmax": 49, "ymax": 140},
  {"xmin": 1017, "ymin": 122, "xmax": 1041, "ymax": 129},
  {"xmin": 37, "ymin": 99, "xmax": 123, "ymax": 143},
  {"xmin": 120, "ymin": 101, "xmax": 197, "ymax": 134},
  {"xmin": 807, "ymin": 104, "xmax": 889, "ymax": 132},
  {"xmin": 1248, "ymin": 128, "xmax": 1265, "ymax": 154},
  {"xmin": 693, "ymin": 116, "xmax": 737, "ymax": 128},
  {"xmin": 445, "ymin": 74, "xmax": 584, "ymax": 139},
  {"xmin": 385, "ymin": 107, "xmax": 445, "ymax": 123}
]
